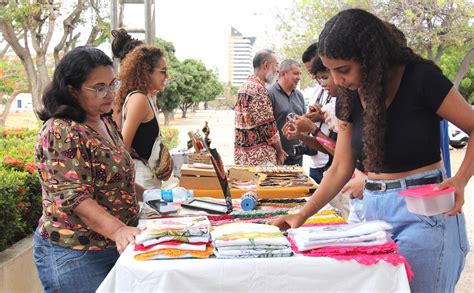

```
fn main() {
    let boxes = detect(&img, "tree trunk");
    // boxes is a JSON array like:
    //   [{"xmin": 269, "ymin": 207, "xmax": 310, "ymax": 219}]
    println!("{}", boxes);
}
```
[
  {"xmin": 182, "ymin": 107, "xmax": 187, "ymax": 118},
  {"xmin": 0, "ymin": 90, "xmax": 21, "ymax": 128},
  {"xmin": 426, "ymin": 43, "xmax": 434, "ymax": 60},
  {"xmin": 433, "ymin": 45, "xmax": 444, "ymax": 63},
  {"xmin": 204, "ymin": 101, "xmax": 209, "ymax": 110},
  {"xmin": 192, "ymin": 102, "xmax": 199, "ymax": 112},
  {"xmin": 453, "ymin": 48, "xmax": 474, "ymax": 90},
  {"xmin": 163, "ymin": 111, "xmax": 172, "ymax": 125}
]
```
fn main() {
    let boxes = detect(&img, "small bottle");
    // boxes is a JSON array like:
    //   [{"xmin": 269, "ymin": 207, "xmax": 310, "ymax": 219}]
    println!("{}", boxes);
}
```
[
  {"xmin": 172, "ymin": 187, "xmax": 192, "ymax": 203},
  {"xmin": 161, "ymin": 189, "xmax": 173, "ymax": 203}
]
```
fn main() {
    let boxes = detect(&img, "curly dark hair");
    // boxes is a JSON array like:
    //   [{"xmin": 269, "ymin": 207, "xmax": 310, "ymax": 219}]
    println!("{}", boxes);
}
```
[
  {"xmin": 318, "ymin": 9, "xmax": 434, "ymax": 172},
  {"xmin": 37, "ymin": 46, "xmax": 113, "ymax": 122},
  {"xmin": 111, "ymin": 29, "xmax": 144, "ymax": 61},
  {"xmin": 115, "ymin": 45, "xmax": 165, "ymax": 113}
]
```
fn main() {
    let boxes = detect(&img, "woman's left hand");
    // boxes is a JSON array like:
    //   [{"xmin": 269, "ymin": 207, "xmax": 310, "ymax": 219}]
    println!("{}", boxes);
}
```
[
  {"xmin": 114, "ymin": 226, "xmax": 142, "ymax": 254},
  {"xmin": 438, "ymin": 176, "xmax": 465, "ymax": 216}
]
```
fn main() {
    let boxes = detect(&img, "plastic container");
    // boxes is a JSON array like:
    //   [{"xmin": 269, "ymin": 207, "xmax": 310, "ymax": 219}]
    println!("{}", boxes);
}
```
[
  {"xmin": 142, "ymin": 189, "xmax": 161, "ymax": 202},
  {"xmin": 160, "ymin": 187, "xmax": 193, "ymax": 203},
  {"xmin": 398, "ymin": 184, "xmax": 455, "ymax": 216}
]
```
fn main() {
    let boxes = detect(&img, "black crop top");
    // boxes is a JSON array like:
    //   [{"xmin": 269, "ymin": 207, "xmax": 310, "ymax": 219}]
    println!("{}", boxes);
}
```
[
  {"xmin": 336, "ymin": 62, "xmax": 453, "ymax": 173},
  {"xmin": 132, "ymin": 116, "xmax": 159, "ymax": 160}
]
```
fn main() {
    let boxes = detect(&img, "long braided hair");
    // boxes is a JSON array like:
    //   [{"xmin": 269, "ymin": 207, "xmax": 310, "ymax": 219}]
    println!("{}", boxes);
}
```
[{"xmin": 318, "ymin": 9, "xmax": 434, "ymax": 172}]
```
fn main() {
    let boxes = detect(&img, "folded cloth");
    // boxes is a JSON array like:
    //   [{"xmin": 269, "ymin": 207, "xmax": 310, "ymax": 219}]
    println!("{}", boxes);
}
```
[
  {"xmin": 289, "ymin": 237, "xmax": 399, "ymax": 256},
  {"xmin": 214, "ymin": 247, "xmax": 293, "ymax": 257},
  {"xmin": 288, "ymin": 220, "xmax": 392, "ymax": 241},
  {"xmin": 139, "ymin": 236, "xmax": 210, "ymax": 247},
  {"xmin": 213, "ymin": 250, "xmax": 293, "ymax": 259},
  {"xmin": 134, "ymin": 240, "xmax": 209, "ymax": 252},
  {"xmin": 134, "ymin": 244, "xmax": 213, "ymax": 261},
  {"xmin": 214, "ymin": 237, "xmax": 290, "ymax": 248},
  {"xmin": 211, "ymin": 222, "xmax": 291, "ymax": 258},
  {"xmin": 217, "ymin": 245, "xmax": 290, "ymax": 251},
  {"xmin": 211, "ymin": 222, "xmax": 282, "ymax": 238},
  {"xmin": 137, "ymin": 216, "xmax": 211, "ymax": 244},
  {"xmin": 291, "ymin": 230, "xmax": 392, "ymax": 251}
]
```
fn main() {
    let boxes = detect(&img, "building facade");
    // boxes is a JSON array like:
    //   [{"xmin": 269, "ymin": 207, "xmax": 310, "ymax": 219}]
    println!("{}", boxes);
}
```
[{"xmin": 228, "ymin": 27, "xmax": 256, "ymax": 86}]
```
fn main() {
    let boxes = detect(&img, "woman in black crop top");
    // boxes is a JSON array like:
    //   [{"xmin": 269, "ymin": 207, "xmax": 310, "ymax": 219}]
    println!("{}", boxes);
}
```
[
  {"xmin": 112, "ymin": 30, "xmax": 169, "ymax": 189},
  {"xmin": 271, "ymin": 9, "xmax": 472, "ymax": 292}
]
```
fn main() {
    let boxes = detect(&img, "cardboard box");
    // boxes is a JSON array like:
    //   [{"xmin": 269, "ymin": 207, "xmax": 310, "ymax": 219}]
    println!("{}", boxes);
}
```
[
  {"xmin": 180, "ymin": 164, "xmax": 217, "ymax": 177},
  {"xmin": 179, "ymin": 175, "xmax": 222, "ymax": 190}
]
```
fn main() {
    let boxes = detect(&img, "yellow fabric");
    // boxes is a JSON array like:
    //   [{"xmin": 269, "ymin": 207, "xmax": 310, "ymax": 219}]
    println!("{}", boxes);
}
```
[{"xmin": 134, "ymin": 245, "xmax": 213, "ymax": 261}]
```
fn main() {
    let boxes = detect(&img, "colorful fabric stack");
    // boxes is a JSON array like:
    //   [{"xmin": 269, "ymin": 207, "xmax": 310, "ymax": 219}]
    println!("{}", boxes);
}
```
[
  {"xmin": 288, "ymin": 220, "xmax": 393, "ymax": 251},
  {"xmin": 301, "ymin": 210, "xmax": 346, "ymax": 226},
  {"xmin": 288, "ymin": 220, "xmax": 414, "ymax": 281},
  {"xmin": 211, "ymin": 222, "xmax": 292, "ymax": 258},
  {"xmin": 134, "ymin": 216, "xmax": 213, "ymax": 260}
]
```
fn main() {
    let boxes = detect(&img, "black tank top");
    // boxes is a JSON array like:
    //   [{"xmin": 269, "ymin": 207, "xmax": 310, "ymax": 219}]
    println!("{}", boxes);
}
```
[{"xmin": 131, "ymin": 105, "xmax": 159, "ymax": 161}]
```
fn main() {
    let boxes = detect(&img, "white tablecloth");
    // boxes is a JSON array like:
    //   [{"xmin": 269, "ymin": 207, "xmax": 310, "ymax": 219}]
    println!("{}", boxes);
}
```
[{"xmin": 97, "ymin": 245, "xmax": 410, "ymax": 292}]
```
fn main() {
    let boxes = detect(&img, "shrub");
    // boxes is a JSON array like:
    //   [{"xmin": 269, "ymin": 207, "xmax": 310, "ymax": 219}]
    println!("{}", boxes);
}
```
[
  {"xmin": 0, "ymin": 128, "xmax": 41, "ymax": 252},
  {"xmin": 161, "ymin": 127, "xmax": 180, "ymax": 149}
]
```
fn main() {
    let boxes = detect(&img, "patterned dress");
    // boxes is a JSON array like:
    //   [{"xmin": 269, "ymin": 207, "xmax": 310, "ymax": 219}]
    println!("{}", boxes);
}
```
[
  {"xmin": 234, "ymin": 75, "xmax": 278, "ymax": 165},
  {"xmin": 34, "ymin": 116, "xmax": 139, "ymax": 250}
]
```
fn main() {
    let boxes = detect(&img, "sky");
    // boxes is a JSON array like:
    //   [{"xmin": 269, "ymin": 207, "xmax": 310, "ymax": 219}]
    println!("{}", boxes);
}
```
[{"xmin": 122, "ymin": 0, "xmax": 292, "ymax": 82}]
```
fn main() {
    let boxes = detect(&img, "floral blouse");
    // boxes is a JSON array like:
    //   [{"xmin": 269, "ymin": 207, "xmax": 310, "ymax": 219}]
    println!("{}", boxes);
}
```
[
  {"xmin": 34, "ymin": 117, "xmax": 139, "ymax": 250},
  {"xmin": 234, "ymin": 75, "xmax": 278, "ymax": 166}
]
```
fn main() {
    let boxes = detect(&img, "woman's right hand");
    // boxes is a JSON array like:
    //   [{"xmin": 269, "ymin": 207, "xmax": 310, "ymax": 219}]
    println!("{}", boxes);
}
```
[
  {"xmin": 268, "ymin": 213, "xmax": 306, "ymax": 231},
  {"xmin": 113, "ymin": 226, "xmax": 142, "ymax": 254}
]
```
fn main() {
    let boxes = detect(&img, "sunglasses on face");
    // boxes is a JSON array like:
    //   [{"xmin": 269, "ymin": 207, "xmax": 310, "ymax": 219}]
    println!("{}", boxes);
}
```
[
  {"xmin": 83, "ymin": 79, "xmax": 121, "ymax": 98},
  {"xmin": 155, "ymin": 67, "xmax": 169, "ymax": 76}
]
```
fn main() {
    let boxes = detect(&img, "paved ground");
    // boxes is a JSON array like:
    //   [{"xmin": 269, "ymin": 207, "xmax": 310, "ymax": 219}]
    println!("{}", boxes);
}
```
[{"xmin": 163, "ymin": 109, "xmax": 473, "ymax": 292}]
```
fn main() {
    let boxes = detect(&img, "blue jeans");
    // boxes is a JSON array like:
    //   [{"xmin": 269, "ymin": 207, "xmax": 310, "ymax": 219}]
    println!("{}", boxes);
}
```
[
  {"xmin": 33, "ymin": 230, "xmax": 119, "ymax": 293},
  {"xmin": 363, "ymin": 168, "xmax": 469, "ymax": 292},
  {"xmin": 309, "ymin": 167, "xmax": 325, "ymax": 184},
  {"xmin": 347, "ymin": 198, "xmax": 365, "ymax": 224}
]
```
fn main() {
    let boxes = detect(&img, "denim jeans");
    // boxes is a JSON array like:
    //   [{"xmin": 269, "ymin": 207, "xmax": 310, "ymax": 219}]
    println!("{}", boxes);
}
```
[
  {"xmin": 363, "ymin": 168, "xmax": 469, "ymax": 292},
  {"xmin": 309, "ymin": 167, "xmax": 325, "ymax": 184},
  {"xmin": 347, "ymin": 198, "xmax": 365, "ymax": 224},
  {"xmin": 33, "ymin": 230, "xmax": 119, "ymax": 293}
]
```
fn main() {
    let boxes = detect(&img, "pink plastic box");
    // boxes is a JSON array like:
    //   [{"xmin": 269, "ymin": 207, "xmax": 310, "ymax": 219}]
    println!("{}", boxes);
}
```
[{"xmin": 399, "ymin": 184, "xmax": 455, "ymax": 216}]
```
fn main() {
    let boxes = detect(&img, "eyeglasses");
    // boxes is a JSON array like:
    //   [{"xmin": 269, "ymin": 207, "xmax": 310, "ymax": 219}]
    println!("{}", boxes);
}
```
[{"xmin": 83, "ymin": 79, "xmax": 121, "ymax": 98}]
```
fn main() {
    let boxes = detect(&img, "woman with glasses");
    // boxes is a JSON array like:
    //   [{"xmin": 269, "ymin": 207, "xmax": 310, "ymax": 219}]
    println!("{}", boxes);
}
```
[
  {"xmin": 34, "ymin": 46, "xmax": 143, "ymax": 292},
  {"xmin": 112, "ymin": 31, "xmax": 170, "ymax": 189}
]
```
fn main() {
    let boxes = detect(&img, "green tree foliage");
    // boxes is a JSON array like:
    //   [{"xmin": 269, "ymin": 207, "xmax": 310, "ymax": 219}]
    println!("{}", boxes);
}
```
[
  {"xmin": 155, "ymin": 38, "xmax": 182, "ymax": 124},
  {"xmin": 439, "ymin": 48, "xmax": 474, "ymax": 103},
  {"xmin": 0, "ymin": 56, "xmax": 30, "ymax": 127},
  {"xmin": 154, "ymin": 38, "xmax": 223, "ymax": 122},
  {"xmin": 275, "ymin": 0, "xmax": 474, "ymax": 92},
  {"xmin": 175, "ymin": 59, "xmax": 223, "ymax": 118},
  {"xmin": 0, "ymin": 57, "xmax": 28, "ymax": 95},
  {"xmin": 0, "ymin": 0, "xmax": 109, "ymax": 115}
]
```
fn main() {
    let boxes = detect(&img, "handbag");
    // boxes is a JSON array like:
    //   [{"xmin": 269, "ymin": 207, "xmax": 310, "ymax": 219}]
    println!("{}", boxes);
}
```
[{"xmin": 148, "ymin": 139, "xmax": 173, "ymax": 181}]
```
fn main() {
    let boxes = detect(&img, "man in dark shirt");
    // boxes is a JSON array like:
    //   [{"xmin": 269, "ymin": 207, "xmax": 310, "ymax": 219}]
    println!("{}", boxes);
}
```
[{"xmin": 268, "ymin": 59, "xmax": 306, "ymax": 165}]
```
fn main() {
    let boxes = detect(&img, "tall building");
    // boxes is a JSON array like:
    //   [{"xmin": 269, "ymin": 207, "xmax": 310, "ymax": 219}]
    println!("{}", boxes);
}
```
[{"xmin": 228, "ymin": 27, "xmax": 256, "ymax": 86}]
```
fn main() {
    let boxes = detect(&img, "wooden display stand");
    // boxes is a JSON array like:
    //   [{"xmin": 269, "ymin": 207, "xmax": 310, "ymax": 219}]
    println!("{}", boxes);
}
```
[{"xmin": 180, "ymin": 165, "xmax": 317, "ymax": 199}]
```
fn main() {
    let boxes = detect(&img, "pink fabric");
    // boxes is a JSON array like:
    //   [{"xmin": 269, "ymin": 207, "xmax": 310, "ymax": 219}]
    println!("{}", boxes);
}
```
[
  {"xmin": 288, "ymin": 237, "xmax": 414, "ymax": 282},
  {"xmin": 134, "ymin": 241, "xmax": 210, "ymax": 251}
]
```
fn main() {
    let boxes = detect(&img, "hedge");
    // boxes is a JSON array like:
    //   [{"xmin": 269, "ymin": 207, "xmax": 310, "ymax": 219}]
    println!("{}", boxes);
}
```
[{"xmin": 0, "ymin": 128, "xmax": 41, "ymax": 251}]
